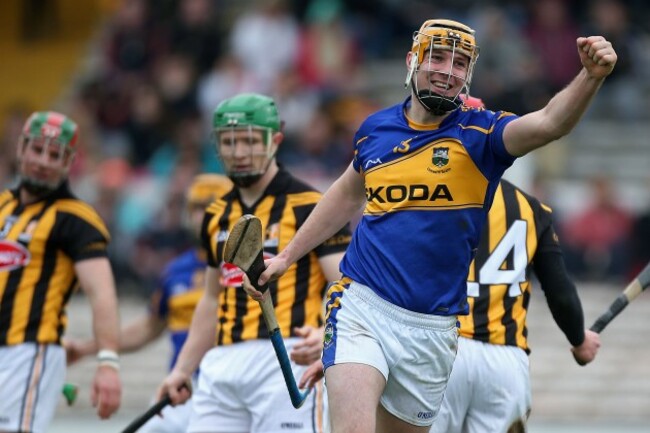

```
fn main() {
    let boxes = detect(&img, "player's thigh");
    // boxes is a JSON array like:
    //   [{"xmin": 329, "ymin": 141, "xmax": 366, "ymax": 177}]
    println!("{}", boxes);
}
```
[
  {"xmin": 325, "ymin": 363, "xmax": 386, "ymax": 433},
  {"xmin": 464, "ymin": 340, "xmax": 530, "ymax": 433},
  {"xmin": 0, "ymin": 343, "xmax": 65, "ymax": 433},
  {"xmin": 377, "ymin": 404, "xmax": 433, "ymax": 433},
  {"xmin": 189, "ymin": 340, "xmax": 327, "ymax": 433},
  {"xmin": 247, "ymin": 338, "xmax": 328, "ymax": 433},
  {"xmin": 339, "ymin": 281, "xmax": 457, "ymax": 428},
  {"xmin": 379, "ymin": 318, "xmax": 457, "ymax": 428},
  {"xmin": 188, "ymin": 346, "xmax": 250, "ymax": 433},
  {"xmin": 429, "ymin": 338, "xmax": 475, "ymax": 433}
]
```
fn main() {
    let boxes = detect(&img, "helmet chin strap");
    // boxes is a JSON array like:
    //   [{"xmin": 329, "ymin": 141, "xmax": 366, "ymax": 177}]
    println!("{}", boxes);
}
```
[
  {"xmin": 229, "ymin": 173, "xmax": 263, "ymax": 188},
  {"xmin": 413, "ymin": 79, "xmax": 461, "ymax": 115}
]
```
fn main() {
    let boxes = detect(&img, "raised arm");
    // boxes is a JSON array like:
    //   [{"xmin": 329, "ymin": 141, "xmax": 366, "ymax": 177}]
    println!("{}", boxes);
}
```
[{"xmin": 503, "ymin": 36, "xmax": 617, "ymax": 156}]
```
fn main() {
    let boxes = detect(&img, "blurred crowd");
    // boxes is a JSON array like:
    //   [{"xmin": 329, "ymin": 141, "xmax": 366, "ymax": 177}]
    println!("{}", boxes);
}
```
[{"xmin": 2, "ymin": 0, "xmax": 650, "ymax": 294}]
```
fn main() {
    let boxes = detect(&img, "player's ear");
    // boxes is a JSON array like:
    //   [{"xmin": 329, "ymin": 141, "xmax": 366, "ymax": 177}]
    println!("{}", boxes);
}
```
[
  {"xmin": 406, "ymin": 51, "xmax": 415, "ymax": 68},
  {"xmin": 272, "ymin": 131, "xmax": 284, "ymax": 146}
]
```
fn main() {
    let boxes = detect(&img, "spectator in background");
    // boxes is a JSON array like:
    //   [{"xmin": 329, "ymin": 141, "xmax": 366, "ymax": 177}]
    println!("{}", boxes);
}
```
[
  {"xmin": 152, "ymin": 53, "xmax": 198, "ymax": 119},
  {"xmin": 296, "ymin": 0, "xmax": 361, "ymax": 92},
  {"xmin": 197, "ymin": 54, "xmax": 262, "ymax": 136},
  {"xmin": 161, "ymin": 0, "xmax": 226, "ymax": 75},
  {"xmin": 0, "ymin": 104, "xmax": 32, "ymax": 187},
  {"xmin": 524, "ymin": 0, "xmax": 581, "ymax": 92},
  {"xmin": 561, "ymin": 175, "xmax": 634, "ymax": 281},
  {"xmin": 583, "ymin": 0, "xmax": 650, "ymax": 119},
  {"xmin": 469, "ymin": 6, "xmax": 531, "ymax": 111},
  {"xmin": 230, "ymin": 0, "xmax": 300, "ymax": 92},
  {"xmin": 123, "ymin": 83, "xmax": 168, "ymax": 166},
  {"xmin": 102, "ymin": 0, "xmax": 162, "ymax": 79}
]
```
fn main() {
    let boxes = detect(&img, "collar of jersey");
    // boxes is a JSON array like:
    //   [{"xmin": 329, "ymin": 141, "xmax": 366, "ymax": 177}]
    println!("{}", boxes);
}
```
[{"xmin": 402, "ymin": 97, "xmax": 460, "ymax": 131}]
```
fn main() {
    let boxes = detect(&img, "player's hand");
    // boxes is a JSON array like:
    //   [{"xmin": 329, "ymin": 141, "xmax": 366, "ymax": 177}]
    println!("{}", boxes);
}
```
[
  {"xmin": 157, "ymin": 369, "xmax": 192, "ymax": 407},
  {"xmin": 92, "ymin": 365, "xmax": 121, "ymax": 419},
  {"xmin": 258, "ymin": 256, "xmax": 290, "ymax": 287},
  {"xmin": 63, "ymin": 338, "xmax": 95, "ymax": 365},
  {"xmin": 242, "ymin": 274, "xmax": 265, "ymax": 301},
  {"xmin": 577, "ymin": 36, "xmax": 617, "ymax": 79},
  {"xmin": 571, "ymin": 329, "xmax": 601, "ymax": 366},
  {"xmin": 299, "ymin": 359, "xmax": 324, "ymax": 389},
  {"xmin": 290, "ymin": 326, "xmax": 324, "ymax": 365}
]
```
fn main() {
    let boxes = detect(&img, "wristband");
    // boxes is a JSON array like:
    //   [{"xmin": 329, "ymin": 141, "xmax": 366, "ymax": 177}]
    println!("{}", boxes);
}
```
[{"xmin": 97, "ymin": 349, "xmax": 120, "ymax": 371}]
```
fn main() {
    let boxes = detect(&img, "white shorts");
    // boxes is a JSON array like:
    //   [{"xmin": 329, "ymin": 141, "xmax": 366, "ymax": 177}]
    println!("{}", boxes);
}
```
[
  {"xmin": 323, "ymin": 280, "xmax": 458, "ymax": 427},
  {"xmin": 0, "ymin": 343, "xmax": 66, "ymax": 433},
  {"xmin": 429, "ymin": 337, "xmax": 531, "ymax": 433},
  {"xmin": 189, "ymin": 339, "xmax": 327, "ymax": 433}
]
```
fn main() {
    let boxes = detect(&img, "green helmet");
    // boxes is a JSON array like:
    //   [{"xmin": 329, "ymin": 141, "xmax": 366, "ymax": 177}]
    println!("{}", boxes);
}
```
[
  {"xmin": 212, "ymin": 93, "xmax": 282, "ymax": 188},
  {"xmin": 212, "ymin": 93, "xmax": 281, "ymax": 132}
]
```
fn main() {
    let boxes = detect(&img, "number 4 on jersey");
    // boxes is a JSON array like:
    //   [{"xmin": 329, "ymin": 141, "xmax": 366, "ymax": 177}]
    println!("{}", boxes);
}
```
[{"xmin": 467, "ymin": 220, "xmax": 528, "ymax": 298}]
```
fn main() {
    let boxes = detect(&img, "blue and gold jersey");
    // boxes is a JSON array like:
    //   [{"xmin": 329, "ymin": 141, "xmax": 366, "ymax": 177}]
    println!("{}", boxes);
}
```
[
  {"xmin": 341, "ymin": 97, "xmax": 518, "ymax": 315},
  {"xmin": 153, "ymin": 249, "xmax": 206, "ymax": 370}
]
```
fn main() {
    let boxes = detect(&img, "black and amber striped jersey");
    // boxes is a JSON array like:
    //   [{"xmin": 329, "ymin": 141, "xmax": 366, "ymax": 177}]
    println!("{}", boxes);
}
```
[
  {"xmin": 460, "ymin": 180, "xmax": 562, "ymax": 353},
  {"xmin": 201, "ymin": 168, "xmax": 351, "ymax": 346},
  {"xmin": 0, "ymin": 182, "xmax": 110, "ymax": 346}
]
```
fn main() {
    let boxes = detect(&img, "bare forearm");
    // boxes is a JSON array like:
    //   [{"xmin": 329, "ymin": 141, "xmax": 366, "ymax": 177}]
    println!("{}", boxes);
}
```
[
  {"xmin": 281, "ymin": 172, "xmax": 364, "ymax": 265},
  {"xmin": 541, "ymin": 68, "xmax": 604, "ymax": 139},
  {"xmin": 91, "ymin": 292, "xmax": 120, "ymax": 351},
  {"xmin": 119, "ymin": 316, "xmax": 165, "ymax": 353},
  {"xmin": 76, "ymin": 258, "xmax": 121, "ymax": 351},
  {"xmin": 173, "ymin": 296, "xmax": 217, "ymax": 376}
]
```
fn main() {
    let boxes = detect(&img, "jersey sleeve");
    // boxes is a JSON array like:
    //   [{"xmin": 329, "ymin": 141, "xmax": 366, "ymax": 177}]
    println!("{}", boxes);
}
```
[
  {"xmin": 487, "ymin": 110, "xmax": 519, "ymax": 165},
  {"xmin": 55, "ymin": 205, "xmax": 110, "ymax": 261},
  {"xmin": 201, "ymin": 209, "xmax": 219, "ymax": 268},
  {"xmin": 535, "ymin": 203, "xmax": 563, "ymax": 256}
]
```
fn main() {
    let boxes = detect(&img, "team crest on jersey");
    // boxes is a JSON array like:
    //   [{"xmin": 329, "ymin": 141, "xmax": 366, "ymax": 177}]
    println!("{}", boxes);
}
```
[
  {"xmin": 0, "ymin": 240, "xmax": 31, "ymax": 271},
  {"xmin": 432, "ymin": 147, "xmax": 449, "ymax": 167},
  {"xmin": 323, "ymin": 323, "xmax": 334, "ymax": 348}
]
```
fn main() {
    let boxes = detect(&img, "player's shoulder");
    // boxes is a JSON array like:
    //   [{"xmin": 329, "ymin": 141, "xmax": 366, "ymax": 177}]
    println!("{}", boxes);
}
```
[
  {"xmin": 54, "ymin": 196, "xmax": 109, "ymax": 230},
  {"xmin": 0, "ymin": 189, "xmax": 16, "ymax": 207},
  {"xmin": 357, "ymin": 102, "xmax": 402, "ymax": 134},
  {"xmin": 284, "ymin": 174, "xmax": 323, "ymax": 206},
  {"xmin": 164, "ymin": 249, "xmax": 201, "ymax": 275},
  {"xmin": 205, "ymin": 196, "xmax": 228, "ymax": 217},
  {"xmin": 456, "ymin": 106, "xmax": 517, "ymax": 130},
  {"xmin": 500, "ymin": 179, "xmax": 552, "ymax": 214}
]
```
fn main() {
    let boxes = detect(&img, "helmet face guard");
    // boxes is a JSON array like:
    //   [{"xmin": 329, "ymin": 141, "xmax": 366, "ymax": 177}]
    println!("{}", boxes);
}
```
[
  {"xmin": 18, "ymin": 111, "xmax": 79, "ymax": 196},
  {"xmin": 212, "ymin": 93, "xmax": 281, "ymax": 187},
  {"xmin": 213, "ymin": 125, "xmax": 277, "ymax": 187},
  {"xmin": 405, "ymin": 19, "xmax": 480, "ymax": 115}
]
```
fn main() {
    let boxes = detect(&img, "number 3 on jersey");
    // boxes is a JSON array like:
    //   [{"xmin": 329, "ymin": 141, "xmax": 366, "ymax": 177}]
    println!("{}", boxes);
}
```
[{"xmin": 467, "ymin": 220, "xmax": 528, "ymax": 298}]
